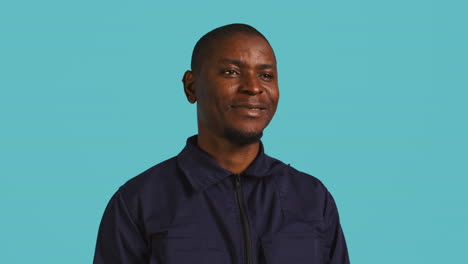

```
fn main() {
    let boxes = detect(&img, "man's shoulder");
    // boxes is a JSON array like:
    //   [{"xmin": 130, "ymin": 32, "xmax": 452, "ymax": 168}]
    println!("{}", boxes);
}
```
[
  {"xmin": 287, "ymin": 164, "xmax": 325, "ymax": 188},
  {"xmin": 267, "ymin": 156, "xmax": 331, "ymax": 220},
  {"xmin": 267, "ymin": 154, "xmax": 326, "ymax": 192},
  {"xmin": 118, "ymin": 156, "xmax": 181, "ymax": 199}
]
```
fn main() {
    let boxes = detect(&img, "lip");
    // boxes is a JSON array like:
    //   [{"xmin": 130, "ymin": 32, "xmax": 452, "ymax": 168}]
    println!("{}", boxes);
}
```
[
  {"xmin": 231, "ymin": 104, "xmax": 267, "ymax": 110},
  {"xmin": 230, "ymin": 104, "xmax": 267, "ymax": 118}
]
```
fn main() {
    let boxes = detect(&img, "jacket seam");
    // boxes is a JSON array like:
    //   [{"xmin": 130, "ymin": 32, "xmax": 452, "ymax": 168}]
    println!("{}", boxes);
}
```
[
  {"xmin": 117, "ymin": 189, "xmax": 147, "ymax": 243},
  {"xmin": 271, "ymin": 168, "xmax": 287, "ymax": 216}
]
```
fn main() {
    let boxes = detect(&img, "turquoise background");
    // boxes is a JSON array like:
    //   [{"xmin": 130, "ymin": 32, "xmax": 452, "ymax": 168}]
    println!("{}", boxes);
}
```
[{"xmin": 1, "ymin": 0, "xmax": 467, "ymax": 263}]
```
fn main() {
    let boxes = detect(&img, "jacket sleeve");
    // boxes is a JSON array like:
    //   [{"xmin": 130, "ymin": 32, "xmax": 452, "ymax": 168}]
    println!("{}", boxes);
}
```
[
  {"xmin": 93, "ymin": 190, "xmax": 149, "ymax": 264},
  {"xmin": 323, "ymin": 189, "xmax": 350, "ymax": 264}
]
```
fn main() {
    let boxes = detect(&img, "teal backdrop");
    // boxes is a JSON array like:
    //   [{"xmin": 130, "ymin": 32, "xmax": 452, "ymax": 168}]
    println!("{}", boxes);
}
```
[{"xmin": 1, "ymin": 0, "xmax": 467, "ymax": 263}]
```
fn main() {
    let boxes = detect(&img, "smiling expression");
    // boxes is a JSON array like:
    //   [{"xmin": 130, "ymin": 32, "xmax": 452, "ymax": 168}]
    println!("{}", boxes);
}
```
[{"xmin": 184, "ymin": 32, "xmax": 279, "ymax": 144}]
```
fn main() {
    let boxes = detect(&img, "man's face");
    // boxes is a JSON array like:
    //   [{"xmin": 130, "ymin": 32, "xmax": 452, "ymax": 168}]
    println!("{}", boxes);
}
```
[{"xmin": 190, "ymin": 33, "xmax": 279, "ymax": 145}]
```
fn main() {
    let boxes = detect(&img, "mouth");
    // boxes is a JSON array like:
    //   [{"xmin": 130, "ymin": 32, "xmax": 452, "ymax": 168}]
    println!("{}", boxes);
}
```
[{"xmin": 231, "ymin": 104, "xmax": 267, "ymax": 110}]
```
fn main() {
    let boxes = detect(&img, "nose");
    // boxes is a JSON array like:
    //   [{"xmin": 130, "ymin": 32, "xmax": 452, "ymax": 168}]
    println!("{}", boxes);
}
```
[{"xmin": 239, "ymin": 72, "xmax": 263, "ymax": 95}]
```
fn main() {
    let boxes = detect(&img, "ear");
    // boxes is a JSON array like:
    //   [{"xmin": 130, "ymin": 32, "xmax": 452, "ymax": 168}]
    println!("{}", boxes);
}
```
[{"xmin": 182, "ymin": 70, "xmax": 197, "ymax": 104}]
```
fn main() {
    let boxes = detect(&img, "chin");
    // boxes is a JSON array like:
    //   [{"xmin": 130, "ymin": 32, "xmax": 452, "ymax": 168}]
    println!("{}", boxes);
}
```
[{"xmin": 224, "ymin": 126, "xmax": 264, "ymax": 146}]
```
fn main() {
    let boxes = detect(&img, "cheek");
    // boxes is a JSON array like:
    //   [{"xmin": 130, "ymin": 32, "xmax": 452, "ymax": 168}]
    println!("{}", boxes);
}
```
[
  {"xmin": 203, "ymin": 84, "xmax": 236, "ymax": 112},
  {"xmin": 197, "ymin": 92, "xmax": 229, "ymax": 122},
  {"xmin": 268, "ymin": 88, "xmax": 280, "ymax": 109}
]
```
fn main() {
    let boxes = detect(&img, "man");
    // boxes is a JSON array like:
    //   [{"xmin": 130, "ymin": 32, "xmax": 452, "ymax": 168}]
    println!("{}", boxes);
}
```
[{"xmin": 94, "ymin": 23, "xmax": 350, "ymax": 264}]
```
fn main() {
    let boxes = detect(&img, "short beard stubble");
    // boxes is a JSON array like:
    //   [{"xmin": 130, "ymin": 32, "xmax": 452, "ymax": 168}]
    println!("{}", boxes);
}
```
[{"xmin": 224, "ymin": 126, "xmax": 264, "ymax": 146}]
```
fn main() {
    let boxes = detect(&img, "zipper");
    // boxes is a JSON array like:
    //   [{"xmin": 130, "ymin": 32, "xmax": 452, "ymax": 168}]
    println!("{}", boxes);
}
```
[{"xmin": 233, "ymin": 174, "xmax": 253, "ymax": 264}]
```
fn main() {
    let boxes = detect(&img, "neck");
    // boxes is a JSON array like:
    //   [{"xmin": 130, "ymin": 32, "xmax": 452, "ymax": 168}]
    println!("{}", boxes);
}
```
[{"xmin": 197, "ymin": 128, "xmax": 260, "ymax": 174}]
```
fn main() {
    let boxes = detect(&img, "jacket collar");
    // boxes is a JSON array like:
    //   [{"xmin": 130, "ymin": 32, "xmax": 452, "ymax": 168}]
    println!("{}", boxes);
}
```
[{"xmin": 177, "ymin": 135, "xmax": 279, "ymax": 192}]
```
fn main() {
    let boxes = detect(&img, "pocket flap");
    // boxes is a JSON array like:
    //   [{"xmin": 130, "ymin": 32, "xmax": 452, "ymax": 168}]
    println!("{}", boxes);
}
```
[{"xmin": 261, "ymin": 234, "xmax": 320, "ymax": 264}]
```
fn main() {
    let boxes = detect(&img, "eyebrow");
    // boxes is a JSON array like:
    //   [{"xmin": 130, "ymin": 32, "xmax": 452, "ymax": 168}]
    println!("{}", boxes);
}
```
[
  {"xmin": 258, "ymin": 63, "xmax": 276, "ymax": 70},
  {"xmin": 218, "ymin": 58, "xmax": 276, "ymax": 69},
  {"xmin": 218, "ymin": 58, "xmax": 243, "ymax": 66}
]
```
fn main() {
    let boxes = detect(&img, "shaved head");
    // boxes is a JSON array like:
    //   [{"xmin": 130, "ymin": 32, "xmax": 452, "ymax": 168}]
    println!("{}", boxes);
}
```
[
  {"xmin": 190, "ymin": 23, "xmax": 273, "ymax": 75},
  {"xmin": 183, "ymin": 25, "xmax": 279, "ymax": 147}
]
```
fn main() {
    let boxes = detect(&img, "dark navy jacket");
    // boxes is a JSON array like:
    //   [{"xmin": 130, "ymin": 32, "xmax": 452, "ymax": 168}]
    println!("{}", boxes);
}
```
[{"xmin": 94, "ymin": 136, "xmax": 350, "ymax": 264}]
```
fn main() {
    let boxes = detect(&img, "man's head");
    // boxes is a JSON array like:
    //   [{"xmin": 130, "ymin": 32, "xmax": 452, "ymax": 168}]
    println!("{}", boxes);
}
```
[{"xmin": 183, "ymin": 24, "xmax": 279, "ymax": 145}]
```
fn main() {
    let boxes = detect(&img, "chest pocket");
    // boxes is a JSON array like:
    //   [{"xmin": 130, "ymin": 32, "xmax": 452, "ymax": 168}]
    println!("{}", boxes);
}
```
[
  {"xmin": 151, "ymin": 236, "xmax": 230, "ymax": 264},
  {"xmin": 260, "ymin": 234, "xmax": 321, "ymax": 264}
]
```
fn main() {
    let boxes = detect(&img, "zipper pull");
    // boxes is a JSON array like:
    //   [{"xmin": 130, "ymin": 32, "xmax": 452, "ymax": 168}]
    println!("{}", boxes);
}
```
[{"xmin": 234, "ymin": 174, "xmax": 241, "ymax": 188}]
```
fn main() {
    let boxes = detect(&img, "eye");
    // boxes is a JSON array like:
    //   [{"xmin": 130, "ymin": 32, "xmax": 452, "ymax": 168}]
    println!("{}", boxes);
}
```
[
  {"xmin": 221, "ymin": 69, "xmax": 240, "ymax": 76},
  {"xmin": 260, "ymin": 73, "xmax": 274, "ymax": 81}
]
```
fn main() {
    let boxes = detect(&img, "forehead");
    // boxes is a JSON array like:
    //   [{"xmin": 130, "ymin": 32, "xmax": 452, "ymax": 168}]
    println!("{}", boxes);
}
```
[{"xmin": 207, "ymin": 33, "xmax": 276, "ymax": 64}]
